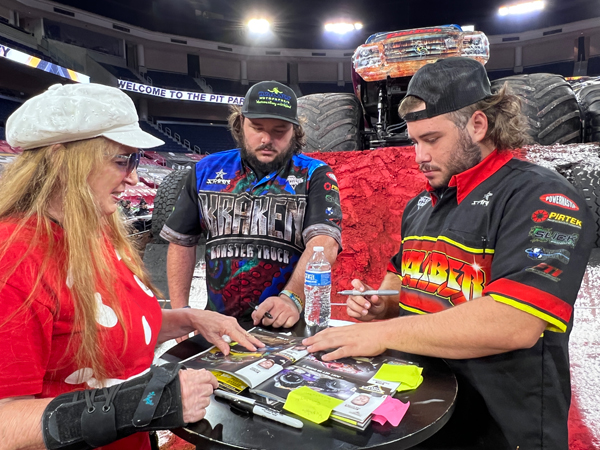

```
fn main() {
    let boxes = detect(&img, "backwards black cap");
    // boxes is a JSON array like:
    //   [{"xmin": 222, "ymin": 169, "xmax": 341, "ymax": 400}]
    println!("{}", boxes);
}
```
[
  {"xmin": 241, "ymin": 80, "xmax": 299, "ymax": 125},
  {"xmin": 403, "ymin": 57, "xmax": 491, "ymax": 122}
]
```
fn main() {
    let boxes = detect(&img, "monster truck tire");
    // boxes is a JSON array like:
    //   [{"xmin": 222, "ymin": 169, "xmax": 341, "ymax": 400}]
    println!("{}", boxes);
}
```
[
  {"xmin": 490, "ymin": 74, "xmax": 581, "ymax": 145},
  {"xmin": 298, "ymin": 93, "xmax": 363, "ymax": 152},
  {"xmin": 569, "ymin": 164, "xmax": 600, "ymax": 248},
  {"xmin": 576, "ymin": 82, "xmax": 600, "ymax": 143},
  {"xmin": 151, "ymin": 169, "xmax": 190, "ymax": 244}
]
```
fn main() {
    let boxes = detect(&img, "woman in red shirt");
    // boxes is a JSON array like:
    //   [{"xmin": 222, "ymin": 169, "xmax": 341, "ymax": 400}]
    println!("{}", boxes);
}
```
[{"xmin": 0, "ymin": 83, "xmax": 262, "ymax": 450}]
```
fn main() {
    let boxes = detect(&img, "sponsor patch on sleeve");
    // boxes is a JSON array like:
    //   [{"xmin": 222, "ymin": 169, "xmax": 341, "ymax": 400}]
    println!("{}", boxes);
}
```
[
  {"xmin": 539, "ymin": 193, "xmax": 579, "ymax": 211},
  {"xmin": 526, "ymin": 263, "xmax": 563, "ymax": 282},
  {"xmin": 525, "ymin": 247, "xmax": 570, "ymax": 264},
  {"xmin": 529, "ymin": 226, "xmax": 579, "ymax": 248},
  {"xmin": 531, "ymin": 210, "xmax": 582, "ymax": 228}
]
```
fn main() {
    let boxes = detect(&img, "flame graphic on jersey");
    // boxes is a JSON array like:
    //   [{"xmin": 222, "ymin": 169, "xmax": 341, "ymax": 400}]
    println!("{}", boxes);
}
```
[{"xmin": 401, "ymin": 249, "xmax": 486, "ymax": 303}]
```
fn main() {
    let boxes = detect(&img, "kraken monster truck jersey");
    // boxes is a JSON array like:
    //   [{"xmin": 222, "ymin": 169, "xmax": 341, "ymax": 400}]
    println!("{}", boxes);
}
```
[
  {"xmin": 388, "ymin": 150, "xmax": 594, "ymax": 450},
  {"xmin": 162, "ymin": 149, "xmax": 342, "ymax": 318}
]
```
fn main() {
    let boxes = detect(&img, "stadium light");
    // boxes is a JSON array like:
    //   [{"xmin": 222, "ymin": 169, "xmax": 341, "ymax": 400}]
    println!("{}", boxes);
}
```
[
  {"xmin": 498, "ymin": 1, "xmax": 545, "ymax": 16},
  {"xmin": 247, "ymin": 18, "xmax": 270, "ymax": 34},
  {"xmin": 324, "ymin": 22, "xmax": 363, "ymax": 34}
]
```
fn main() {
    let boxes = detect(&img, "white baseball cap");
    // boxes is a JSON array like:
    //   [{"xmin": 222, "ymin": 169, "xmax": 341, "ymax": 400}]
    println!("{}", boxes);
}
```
[{"xmin": 6, "ymin": 83, "xmax": 164, "ymax": 150}]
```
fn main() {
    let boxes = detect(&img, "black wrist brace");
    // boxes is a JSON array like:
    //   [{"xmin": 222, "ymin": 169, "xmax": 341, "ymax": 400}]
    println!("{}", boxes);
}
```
[{"xmin": 42, "ymin": 363, "xmax": 186, "ymax": 450}]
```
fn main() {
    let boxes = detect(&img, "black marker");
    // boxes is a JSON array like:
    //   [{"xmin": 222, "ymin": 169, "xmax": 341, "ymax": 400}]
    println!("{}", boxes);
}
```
[
  {"xmin": 249, "ymin": 301, "xmax": 273, "ymax": 319},
  {"xmin": 214, "ymin": 390, "xmax": 303, "ymax": 429}
]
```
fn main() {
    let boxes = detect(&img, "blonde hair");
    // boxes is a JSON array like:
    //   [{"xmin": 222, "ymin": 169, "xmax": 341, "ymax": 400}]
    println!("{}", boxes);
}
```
[
  {"xmin": 0, "ymin": 137, "xmax": 159, "ymax": 381},
  {"xmin": 399, "ymin": 84, "xmax": 530, "ymax": 150},
  {"xmin": 227, "ymin": 105, "xmax": 306, "ymax": 154}
]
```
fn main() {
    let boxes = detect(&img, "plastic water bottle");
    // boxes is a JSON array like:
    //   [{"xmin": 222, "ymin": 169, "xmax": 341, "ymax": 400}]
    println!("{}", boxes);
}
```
[{"xmin": 304, "ymin": 246, "xmax": 331, "ymax": 327}]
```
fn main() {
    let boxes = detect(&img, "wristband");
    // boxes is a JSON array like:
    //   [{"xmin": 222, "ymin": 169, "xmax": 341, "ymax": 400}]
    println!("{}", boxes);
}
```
[{"xmin": 280, "ymin": 290, "xmax": 303, "ymax": 313}]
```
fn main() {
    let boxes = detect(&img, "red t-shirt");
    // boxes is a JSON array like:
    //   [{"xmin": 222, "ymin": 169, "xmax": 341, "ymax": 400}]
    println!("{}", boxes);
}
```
[{"xmin": 0, "ymin": 218, "xmax": 163, "ymax": 450}]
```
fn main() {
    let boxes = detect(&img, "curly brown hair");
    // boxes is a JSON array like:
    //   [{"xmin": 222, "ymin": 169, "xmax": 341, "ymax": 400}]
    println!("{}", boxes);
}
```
[
  {"xmin": 227, "ymin": 105, "xmax": 306, "ymax": 154},
  {"xmin": 399, "ymin": 84, "xmax": 531, "ymax": 150}
]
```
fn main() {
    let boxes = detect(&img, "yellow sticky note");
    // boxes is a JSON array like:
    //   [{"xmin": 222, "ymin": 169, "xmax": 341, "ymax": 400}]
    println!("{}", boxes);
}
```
[
  {"xmin": 283, "ymin": 386, "xmax": 344, "ymax": 424},
  {"xmin": 395, "ymin": 375, "xmax": 423, "ymax": 392},
  {"xmin": 374, "ymin": 364, "xmax": 424, "ymax": 391}
]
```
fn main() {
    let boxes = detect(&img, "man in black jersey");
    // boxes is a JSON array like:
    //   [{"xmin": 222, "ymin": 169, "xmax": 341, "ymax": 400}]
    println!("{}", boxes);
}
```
[{"xmin": 305, "ymin": 57, "xmax": 594, "ymax": 450}]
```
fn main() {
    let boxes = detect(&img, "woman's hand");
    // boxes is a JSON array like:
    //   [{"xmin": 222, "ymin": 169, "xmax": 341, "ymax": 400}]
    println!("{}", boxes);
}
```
[
  {"xmin": 178, "ymin": 369, "xmax": 219, "ymax": 423},
  {"xmin": 187, "ymin": 309, "xmax": 264, "ymax": 354}
]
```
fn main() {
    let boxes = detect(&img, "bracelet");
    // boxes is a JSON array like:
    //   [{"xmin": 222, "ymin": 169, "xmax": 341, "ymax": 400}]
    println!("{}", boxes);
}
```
[{"xmin": 280, "ymin": 290, "xmax": 303, "ymax": 313}]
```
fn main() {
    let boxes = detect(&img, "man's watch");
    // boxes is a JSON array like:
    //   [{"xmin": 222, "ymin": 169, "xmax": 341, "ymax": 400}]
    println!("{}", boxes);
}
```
[{"xmin": 280, "ymin": 290, "xmax": 303, "ymax": 313}]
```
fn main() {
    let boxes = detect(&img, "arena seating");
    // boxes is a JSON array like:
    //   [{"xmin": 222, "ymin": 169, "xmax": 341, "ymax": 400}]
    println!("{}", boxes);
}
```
[
  {"xmin": 0, "ymin": 98, "xmax": 22, "ymax": 127},
  {"xmin": 145, "ymin": 70, "xmax": 202, "ymax": 91},
  {"xmin": 139, "ymin": 121, "xmax": 190, "ymax": 153},
  {"xmin": 0, "ymin": 34, "xmax": 50, "ymax": 62},
  {"xmin": 160, "ymin": 123, "xmax": 235, "ymax": 154},
  {"xmin": 522, "ymin": 61, "xmax": 575, "ymax": 77},
  {"xmin": 202, "ymin": 77, "xmax": 247, "ymax": 96},
  {"xmin": 299, "ymin": 82, "xmax": 354, "ymax": 95},
  {"xmin": 99, "ymin": 62, "xmax": 141, "ymax": 82}
]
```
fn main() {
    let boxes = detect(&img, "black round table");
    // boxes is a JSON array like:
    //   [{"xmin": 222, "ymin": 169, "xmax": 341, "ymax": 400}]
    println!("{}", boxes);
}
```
[{"xmin": 162, "ymin": 320, "xmax": 457, "ymax": 450}]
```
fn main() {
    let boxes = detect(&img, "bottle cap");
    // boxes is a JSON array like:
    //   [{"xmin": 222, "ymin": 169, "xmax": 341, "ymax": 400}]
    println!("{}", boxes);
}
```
[{"xmin": 313, "ymin": 246, "xmax": 324, "ymax": 251}]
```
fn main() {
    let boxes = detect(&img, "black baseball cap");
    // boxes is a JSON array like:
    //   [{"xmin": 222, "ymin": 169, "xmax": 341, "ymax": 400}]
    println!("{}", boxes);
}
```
[
  {"xmin": 241, "ymin": 80, "xmax": 299, "ymax": 125},
  {"xmin": 403, "ymin": 57, "xmax": 492, "ymax": 122}
]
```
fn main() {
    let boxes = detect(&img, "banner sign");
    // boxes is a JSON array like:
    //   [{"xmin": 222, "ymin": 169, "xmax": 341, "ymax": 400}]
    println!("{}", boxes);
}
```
[
  {"xmin": 118, "ymin": 79, "xmax": 245, "ymax": 105},
  {"xmin": 0, "ymin": 44, "xmax": 90, "ymax": 83}
]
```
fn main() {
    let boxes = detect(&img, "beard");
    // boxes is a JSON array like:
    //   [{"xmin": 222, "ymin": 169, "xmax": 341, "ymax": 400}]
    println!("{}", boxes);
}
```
[
  {"xmin": 420, "ymin": 129, "xmax": 483, "ymax": 188},
  {"xmin": 240, "ymin": 139, "xmax": 295, "ymax": 174}
]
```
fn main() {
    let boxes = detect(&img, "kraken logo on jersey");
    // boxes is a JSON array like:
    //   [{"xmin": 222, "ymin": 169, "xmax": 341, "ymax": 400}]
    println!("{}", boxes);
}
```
[{"xmin": 198, "ymin": 192, "xmax": 307, "ymax": 248}]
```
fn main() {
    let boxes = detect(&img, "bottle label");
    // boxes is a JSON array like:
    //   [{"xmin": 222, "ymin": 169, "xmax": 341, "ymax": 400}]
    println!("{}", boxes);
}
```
[{"xmin": 305, "ymin": 270, "xmax": 331, "ymax": 286}]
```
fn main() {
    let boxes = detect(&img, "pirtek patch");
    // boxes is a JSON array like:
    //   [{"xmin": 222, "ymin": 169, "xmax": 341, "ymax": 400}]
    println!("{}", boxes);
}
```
[{"xmin": 548, "ymin": 212, "xmax": 582, "ymax": 228}]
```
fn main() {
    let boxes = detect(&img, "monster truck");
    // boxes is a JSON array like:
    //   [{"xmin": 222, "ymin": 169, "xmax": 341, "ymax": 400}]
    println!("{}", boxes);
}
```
[
  {"xmin": 149, "ymin": 26, "xmax": 600, "ymax": 247},
  {"xmin": 296, "ymin": 25, "xmax": 600, "ymax": 244},
  {"xmin": 298, "ymin": 24, "xmax": 582, "ymax": 151}
]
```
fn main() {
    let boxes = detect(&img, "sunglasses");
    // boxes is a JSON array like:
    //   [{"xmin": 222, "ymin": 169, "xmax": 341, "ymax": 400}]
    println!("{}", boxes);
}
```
[{"xmin": 113, "ymin": 151, "xmax": 142, "ymax": 175}]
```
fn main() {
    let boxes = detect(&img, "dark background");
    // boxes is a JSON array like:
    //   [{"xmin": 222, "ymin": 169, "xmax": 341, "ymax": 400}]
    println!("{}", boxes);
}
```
[{"xmin": 53, "ymin": 0, "xmax": 598, "ymax": 49}]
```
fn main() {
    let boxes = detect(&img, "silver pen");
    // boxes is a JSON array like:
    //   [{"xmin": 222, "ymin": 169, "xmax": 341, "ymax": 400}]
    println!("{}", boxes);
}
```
[
  {"xmin": 214, "ymin": 390, "xmax": 303, "ymax": 429},
  {"xmin": 337, "ymin": 289, "xmax": 399, "ymax": 296}
]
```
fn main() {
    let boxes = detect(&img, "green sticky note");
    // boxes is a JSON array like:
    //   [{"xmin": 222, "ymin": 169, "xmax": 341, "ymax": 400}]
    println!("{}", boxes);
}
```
[
  {"xmin": 374, "ymin": 364, "xmax": 424, "ymax": 391},
  {"xmin": 283, "ymin": 386, "xmax": 344, "ymax": 424}
]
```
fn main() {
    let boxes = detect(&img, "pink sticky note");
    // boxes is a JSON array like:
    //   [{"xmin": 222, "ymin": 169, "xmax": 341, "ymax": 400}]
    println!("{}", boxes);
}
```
[{"xmin": 372, "ymin": 396, "xmax": 410, "ymax": 427}]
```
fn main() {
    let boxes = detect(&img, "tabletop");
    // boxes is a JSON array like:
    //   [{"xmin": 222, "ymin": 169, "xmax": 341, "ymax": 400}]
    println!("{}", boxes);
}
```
[{"xmin": 161, "ymin": 320, "xmax": 457, "ymax": 450}]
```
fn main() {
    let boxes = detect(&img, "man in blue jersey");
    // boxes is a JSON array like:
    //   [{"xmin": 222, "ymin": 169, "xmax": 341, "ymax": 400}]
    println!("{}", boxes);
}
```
[{"xmin": 161, "ymin": 81, "xmax": 342, "ymax": 328}]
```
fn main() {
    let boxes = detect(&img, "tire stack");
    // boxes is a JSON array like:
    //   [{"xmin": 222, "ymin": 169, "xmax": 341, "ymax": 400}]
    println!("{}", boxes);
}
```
[
  {"xmin": 490, "ymin": 73, "xmax": 581, "ymax": 145},
  {"xmin": 297, "ymin": 93, "xmax": 363, "ymax": 152},
  {"xmin": 492, "ymin": 73, "xmax": 600, "ymax": 246},
  {"xmin": 574, "ymin": 80, "xmax": 600, "ymax": 143},
  {"xmin": 570, "ymin": 165, "xmax": 600, "ymax": 247},
  {"xmin": 151, "ymin": 169, "xmax": 190, "ymax": 243}
]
